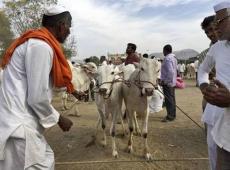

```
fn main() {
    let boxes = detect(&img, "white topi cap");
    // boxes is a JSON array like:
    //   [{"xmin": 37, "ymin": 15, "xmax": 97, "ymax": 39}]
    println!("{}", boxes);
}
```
[
  {"xmin": 214, "ymin": 1, "xmax": 230, "ymax": 12},
  {"xmin": 44, "ymin": 5, "xmax": 68, "ymax": 16}
]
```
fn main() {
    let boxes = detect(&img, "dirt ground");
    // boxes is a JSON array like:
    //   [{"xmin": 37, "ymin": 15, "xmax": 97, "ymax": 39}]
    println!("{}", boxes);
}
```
[{"xmin": 47, "ymin": 79, "xmax": 209, "ymax": 170}]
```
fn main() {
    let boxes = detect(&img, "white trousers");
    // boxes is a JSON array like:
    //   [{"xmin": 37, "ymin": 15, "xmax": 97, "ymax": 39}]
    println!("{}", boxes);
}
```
[
  {"xmin": 207, "ymin": 124, "xmax": 217, "ymax": 170},
  {"xmin": 0, "ymin": 137, "xmax": 55, "ymax": 170}
]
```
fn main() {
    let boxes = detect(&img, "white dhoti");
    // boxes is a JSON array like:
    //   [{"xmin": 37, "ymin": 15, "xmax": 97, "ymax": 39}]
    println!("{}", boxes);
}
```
[
  {"xmin": 0, "ymin": 137, "xmax": 54, "ymax": 170},
  {"xmin": 207, "ymin": 124, "xmax": 217, "ymax": 170},
  {"xmin": 0, "ymin": 126, "xmax": 55, "ymax": 170}
]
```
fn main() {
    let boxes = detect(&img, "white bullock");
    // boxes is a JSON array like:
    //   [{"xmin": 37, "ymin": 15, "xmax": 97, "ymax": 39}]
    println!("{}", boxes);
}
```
[
  {"xmin": 186, "ymin": 63, "xmax": 196, "ymax": 79},
  {"xmin": 122, "ymin": 57, "xmax": 160, "ymax": 160},
  {"xmin": 94, "ymin": 65, "xmax": 125, "ymax": 158},
  {"xmin": 61, "ymin": 61, "xmax": 97, "ymax": 116}
]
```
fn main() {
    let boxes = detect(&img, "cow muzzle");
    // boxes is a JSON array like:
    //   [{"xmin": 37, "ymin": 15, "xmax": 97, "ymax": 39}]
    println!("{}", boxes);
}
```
[
  {"xmin": 99, "ymin": 88, "xmax": 107, "ymax": 95},
  {"xmin": 145, "ymin": 88, "xmax": 154, "ymax": 96}
]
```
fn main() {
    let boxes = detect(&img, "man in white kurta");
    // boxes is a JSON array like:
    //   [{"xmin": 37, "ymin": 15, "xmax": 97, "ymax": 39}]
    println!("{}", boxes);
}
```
[
  {"xmin": 0, "ymin": 6, "xmax": 76, "ymax": 170},
  {"xmin": 198, "ymin": 2, "xmax": 230, "ymax": 169},
  {"xmin": 198, "ymin": 14, "xmax": 219, "ymax": 170}
]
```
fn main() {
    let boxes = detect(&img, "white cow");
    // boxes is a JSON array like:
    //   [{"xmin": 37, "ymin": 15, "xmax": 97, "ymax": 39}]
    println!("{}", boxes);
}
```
[
  {"xmin": 94, "ymin": 65, "xmax": 125, "ymax": 158},
  {"xmin": 61, "ymin": 61, "xmax": 97, "ymax": 116},
  {"xmin": 186, "ymin": 63, "xmax": 196, "ymax": 79},
  {"xmin": 122, "ymin": 57, "xmax": 160, "ymax": 160}
]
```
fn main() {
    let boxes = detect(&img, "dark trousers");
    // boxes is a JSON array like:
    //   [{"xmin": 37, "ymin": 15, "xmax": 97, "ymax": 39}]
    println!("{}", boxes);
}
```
[
  {"xmin": 162, "ymin": 85, "xmax": 176, "ymax": 119},
  {"xmin": 216, "ymin": 146, "xmax": 230, "ymax": 170}
]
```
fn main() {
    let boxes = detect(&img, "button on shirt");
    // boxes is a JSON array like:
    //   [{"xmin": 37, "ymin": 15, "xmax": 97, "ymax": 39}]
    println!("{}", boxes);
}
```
[{"xmin": 161, "ymin": 53, "xmax": 177, "ymax": 87}]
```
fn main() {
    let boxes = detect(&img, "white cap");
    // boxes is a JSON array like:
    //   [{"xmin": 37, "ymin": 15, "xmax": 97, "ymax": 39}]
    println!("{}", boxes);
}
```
[
  {"xmin": 44, "ymin": 5, "xmax": 68, "ymax": 16},
  {"xmin": 214, "ymin": 1, "xmax": 230, "ymax": 12}
]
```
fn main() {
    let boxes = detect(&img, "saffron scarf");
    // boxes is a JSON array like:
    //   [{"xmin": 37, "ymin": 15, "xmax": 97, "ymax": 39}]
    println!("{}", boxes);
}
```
[{"xmin": 1, "ymin": 27, "xmax": 74, "ymax": 93}]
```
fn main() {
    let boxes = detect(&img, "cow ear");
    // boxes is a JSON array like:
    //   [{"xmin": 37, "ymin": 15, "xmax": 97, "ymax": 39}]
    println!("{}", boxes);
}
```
[{"xmin": 133, "ymin": 62, "xmax": 140, "ymax": 68}]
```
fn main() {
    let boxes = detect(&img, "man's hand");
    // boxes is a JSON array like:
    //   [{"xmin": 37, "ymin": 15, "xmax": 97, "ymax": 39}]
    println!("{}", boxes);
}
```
[
  {"xmin": 58, "ymin": 115, "xmax": 73, "ymax": 132},
  {"xmin": 72, "ymin": 90, "xmax": 86, "ymax": 101},
  {"xmin": 201, "ymin": 80, "xmax": 230, "ymax": 108},
  {"xmin": 199, "ymin": 83, "xmax": 209, "ymax": 94}
]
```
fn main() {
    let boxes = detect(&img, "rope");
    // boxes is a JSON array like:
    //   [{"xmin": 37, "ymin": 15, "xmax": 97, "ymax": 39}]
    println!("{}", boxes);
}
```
[
  {"xmin": 156, "ymin": 88, "xmax": 204, "ymax": 130},
  {"xmin": 55, "ymin": 157, "xmax": 208, "ymax": 165}
]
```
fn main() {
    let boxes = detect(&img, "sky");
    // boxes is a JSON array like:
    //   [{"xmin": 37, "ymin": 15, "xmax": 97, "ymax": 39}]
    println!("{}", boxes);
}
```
[{"xmin": 0, "ymin": 0, "xmax": 223, "ymax": 58}]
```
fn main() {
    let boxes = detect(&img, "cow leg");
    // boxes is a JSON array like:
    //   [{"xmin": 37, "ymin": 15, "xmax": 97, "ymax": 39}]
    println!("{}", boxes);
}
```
[
  {"xmin": 97, "ymin": 107, "xmax": 107, "ymax": 147},
  {"xmin": 133, "ymin": 111, "xmax": 141, "ymax": 136},
  {"xmin": 110, "ymin": 111, "xmax": 118, "ymax": 158},
  {"xmin": 118, "ymin": 110, "xmax": 127, "ymax": 136},
  {"xmin": 142, "ymin": 109, "xmax": 152, "ymax": 161},
  {"xmin": 127, "ymin": 109, "xmax": 134, "ymax": 153},
  {"xmin": 61, "ymin": 92, "xmax": 68, "ymax": 110},
  {"xmin": 101, "ymin": 115, "xmax": 107, "ymax": 147},
  {"xmin": 88, "ymin": 88, "xmax": 93, "ymax": 102},
  {"xmin": 95, "ymin": 116, "xmax": 101, "ymax": 137}
]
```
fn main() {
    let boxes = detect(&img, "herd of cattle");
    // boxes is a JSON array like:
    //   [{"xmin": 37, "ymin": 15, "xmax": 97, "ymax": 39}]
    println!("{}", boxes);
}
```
[
  {"xmin": 0, "ymin": 57, "xmax": 196, "ymax": 160},
  {"xmin": 59, "ymin": 57, "xmax": 161, "ymax": 160}
]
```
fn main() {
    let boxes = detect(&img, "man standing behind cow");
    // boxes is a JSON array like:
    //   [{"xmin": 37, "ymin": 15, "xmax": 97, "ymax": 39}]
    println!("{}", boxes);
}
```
[
  {"xmin": 0, "ymin": 5, "xmax": 84, "ymax": 170},
  {"xmin": 124, "ymin": 43, "xmax": 140, "ymax": 65},
  {"xmin": 198, "ymin": 1, "xmax": 230, "ymax": 169},
  {"xmin": 160, "ymin": 44, "xmax": 177, "ymax": 122}
]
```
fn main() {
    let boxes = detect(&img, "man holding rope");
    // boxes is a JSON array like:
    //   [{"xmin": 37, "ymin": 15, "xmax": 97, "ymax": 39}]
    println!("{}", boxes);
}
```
[{"xmin": 0, "ymin": 5, "xmax": 84, "ymax": 170}]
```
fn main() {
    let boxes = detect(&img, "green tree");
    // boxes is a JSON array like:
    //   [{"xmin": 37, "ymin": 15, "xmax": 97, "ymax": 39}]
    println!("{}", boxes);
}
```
[
  {"xmin": 3, "ymin": 0, "xmax": 57, "ymax": 36},
  {"xmin": 90, "ymin": 56, "xmax": 100, "ymax": 66},
  {"xmin": 0, "ymin": 10, "xmax": 14, "ymax": 59},
  {"xmin": 63, "ymin": 35, "xmax": 77, "ymax": 59},
  {"xmin": 3, "ymin": 0, "xmax": 77, "ymax": 58}
]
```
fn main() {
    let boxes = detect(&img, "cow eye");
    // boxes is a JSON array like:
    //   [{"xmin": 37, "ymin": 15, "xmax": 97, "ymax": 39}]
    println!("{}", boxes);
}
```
[
  {"xmin": 141, "ymin": 67, "xmax": 144, "ymax": 71},
  {"xmin": 111, "ymin": 72, "xmax": 114, "ymax": 75}
]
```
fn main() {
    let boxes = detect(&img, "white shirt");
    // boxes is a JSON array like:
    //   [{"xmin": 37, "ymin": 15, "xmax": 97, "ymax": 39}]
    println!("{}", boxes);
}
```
[
  {"xmin": 194, "ymin": 60, "xmax": 199, "ymax": 72},
  {"xmin": 0, "ymin": 39, "xmax": 60, "ymax": 168},
  {"xmin": 178, "ymin": 63, "xmax": 185, "ymax": 73},
  {"xmin": 149, "ymin": 85, "xmax": 164, "ymax": 113},
  {"xmin": 198, "ymin": 40, "xmax": 230, "ymax": 152},
  {"xmin": 201, "ymin": 103, "xmax": 224, "ymax": 126}
]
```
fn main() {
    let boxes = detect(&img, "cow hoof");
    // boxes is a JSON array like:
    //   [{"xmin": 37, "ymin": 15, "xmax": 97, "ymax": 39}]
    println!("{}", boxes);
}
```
[
  {"xmin": 101, "ymin": 140, "xmax": 107, "ymax": 147},
  {"xmin": 127, "ymin": 145, "xmax": 133, "ymax": 153},
  {"xmin": 145, "ymin": 153, "xmax": 153, "ymax": 161},
  {"xmin": 112, "ymin": 151, "xmax": 118, "ymax": 158}
]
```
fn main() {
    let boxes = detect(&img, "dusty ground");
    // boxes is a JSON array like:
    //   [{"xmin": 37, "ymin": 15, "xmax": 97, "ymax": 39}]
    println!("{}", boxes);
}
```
[{"xmin": 47, "ymin": 79, "xmax": 209, "ymax": 170}]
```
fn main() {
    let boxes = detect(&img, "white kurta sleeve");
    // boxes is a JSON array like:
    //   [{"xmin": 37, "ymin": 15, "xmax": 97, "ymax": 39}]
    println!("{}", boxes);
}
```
[
  {"xmin": 198, "ymin": 47, "xmax": 215, "ymax": 85},
  {"xmin": 25, "ymin": 40, "xmax": 60, "ymax": 128}
]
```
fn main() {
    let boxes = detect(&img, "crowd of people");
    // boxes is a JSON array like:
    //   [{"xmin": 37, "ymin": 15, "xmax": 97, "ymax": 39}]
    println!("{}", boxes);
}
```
[{"xmin": 0, "ymin": 1, "xmax": 230, "ymax": 169}]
